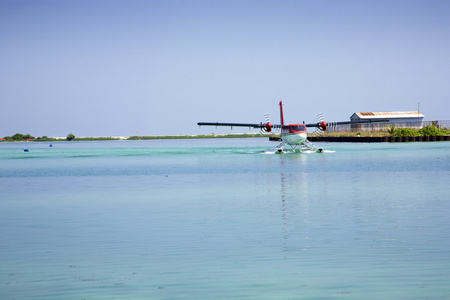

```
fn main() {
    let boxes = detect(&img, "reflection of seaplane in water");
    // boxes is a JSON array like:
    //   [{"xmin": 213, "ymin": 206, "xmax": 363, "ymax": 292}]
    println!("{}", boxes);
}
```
[{"xmin": 198, "ymin": 101, "xmax": 388, "ymax": 153}]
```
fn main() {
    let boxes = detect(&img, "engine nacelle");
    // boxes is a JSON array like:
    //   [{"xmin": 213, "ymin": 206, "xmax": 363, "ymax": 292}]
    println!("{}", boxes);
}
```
[
  {"xmin": 320, "ymin": 121, "xmax": 327, "ymax": 131},
  {"xmin": 265, "ymin": 122, "xmax": 273, "ymax": 132}
]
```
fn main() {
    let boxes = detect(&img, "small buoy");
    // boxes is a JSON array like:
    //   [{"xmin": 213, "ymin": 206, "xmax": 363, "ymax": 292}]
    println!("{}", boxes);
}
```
[
  {"xmin": 23, "ymin": 148, "xmax": 29, "ymax": 152},
  {"xmin": 49, "ymin": 144, "xmax": 53, "ymax": 147}
]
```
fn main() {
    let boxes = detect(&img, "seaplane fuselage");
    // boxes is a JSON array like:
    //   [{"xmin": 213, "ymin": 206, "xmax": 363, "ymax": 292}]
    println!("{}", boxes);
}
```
[{"xmin": 281, "ymin": 124, "xmax": 307, "ymax": 145}]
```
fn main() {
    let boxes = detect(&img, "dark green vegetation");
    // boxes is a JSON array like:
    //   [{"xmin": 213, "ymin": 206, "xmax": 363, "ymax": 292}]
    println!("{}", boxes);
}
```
[
  {"xmin": 2, "ymin": 133, "xmax": 36, "ymax": 141},
  {"xmin": 66, "ymin": 133, "xmax": 76, "ymax": 141},
  {"xmin": 390, "ymin": 125, "xmax": 450, "ymax": 137},
  {"xmin": 1, "ymin": 133, "xmax": 77, "ymax": 141}
]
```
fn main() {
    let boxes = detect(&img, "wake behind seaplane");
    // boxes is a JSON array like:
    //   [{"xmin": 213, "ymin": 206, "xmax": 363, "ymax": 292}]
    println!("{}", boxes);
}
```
[{"xmin": 198, "ymin": 101, "xmax": 388, "ymax": 153}]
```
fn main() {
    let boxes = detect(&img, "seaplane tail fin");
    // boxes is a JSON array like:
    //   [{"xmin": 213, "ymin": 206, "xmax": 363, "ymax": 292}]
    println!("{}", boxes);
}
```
[{"xmin": 279, "ymin": 101, "xmax": 285, "ymax": 126}]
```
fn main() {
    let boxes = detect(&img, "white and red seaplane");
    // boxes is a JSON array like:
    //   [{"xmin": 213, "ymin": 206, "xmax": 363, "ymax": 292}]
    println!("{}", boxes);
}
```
[{"xmin": 198, "ymin": 101, "xmax": 388, "ymax": 153}]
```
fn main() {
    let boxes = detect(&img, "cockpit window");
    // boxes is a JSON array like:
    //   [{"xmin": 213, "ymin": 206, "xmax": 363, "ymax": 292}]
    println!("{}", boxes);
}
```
[{"xmin": 291, "ymin": 124, "xmax": 306, "ymax": 131}]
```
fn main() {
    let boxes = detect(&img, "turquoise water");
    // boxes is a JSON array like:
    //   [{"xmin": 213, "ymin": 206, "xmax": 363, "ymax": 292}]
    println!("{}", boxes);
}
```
[{"xmin": 0, "ymin": 139, "xmax": 449, "ymax": 299}]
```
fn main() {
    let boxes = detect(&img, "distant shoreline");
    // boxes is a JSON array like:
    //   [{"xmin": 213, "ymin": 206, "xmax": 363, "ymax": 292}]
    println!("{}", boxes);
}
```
[
  {"xmin": 2, "ymin": 133, "xmax": 449, "ymax": 143},
  {"xmin": 0, "ymin": 133, "xmax": 268, "ymax": 142}
]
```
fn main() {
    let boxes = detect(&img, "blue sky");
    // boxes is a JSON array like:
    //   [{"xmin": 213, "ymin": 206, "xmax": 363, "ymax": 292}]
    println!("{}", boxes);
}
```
[{"xmin": 1, "ymin": 0, "xmax": 449, "ymax": 137}]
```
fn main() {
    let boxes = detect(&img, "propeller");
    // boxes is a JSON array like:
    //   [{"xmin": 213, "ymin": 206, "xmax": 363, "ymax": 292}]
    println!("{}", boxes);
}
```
[
  {"xmin": 259, "ymin": 114, "xmax": 273, "ymax": 134},
  {"xmin": 312, "ymin": 113, "xmax": 326, "ymax": 135},
  {"xmin": 312, "ymin": 113, "xmax": 337, "ymax": 135}
]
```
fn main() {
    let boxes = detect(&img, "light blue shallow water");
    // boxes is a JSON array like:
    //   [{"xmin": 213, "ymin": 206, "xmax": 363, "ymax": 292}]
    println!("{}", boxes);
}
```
[{"xmin": 0, "ymin": 139, "xmax": 449, "ymax": 299}]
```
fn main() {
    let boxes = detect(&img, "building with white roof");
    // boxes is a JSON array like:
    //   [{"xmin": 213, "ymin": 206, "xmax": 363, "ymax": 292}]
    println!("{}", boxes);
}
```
[{"xmin": 349, "ymin": 111, "xmax": 425, "ymax": 131}]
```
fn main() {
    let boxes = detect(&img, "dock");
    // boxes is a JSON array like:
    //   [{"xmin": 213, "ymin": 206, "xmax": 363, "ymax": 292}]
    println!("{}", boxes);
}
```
[{"xmin": 306, "ymin": 136, "xmax": 450, "ymax": 143}]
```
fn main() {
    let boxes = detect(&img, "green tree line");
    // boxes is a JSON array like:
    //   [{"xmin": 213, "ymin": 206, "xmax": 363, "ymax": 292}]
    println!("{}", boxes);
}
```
[
  {"xmin": 388, "ymin": 125, "xmax": 450, "ymax": 137},
  {"xmin": 2, "ymin": 133, "xmax": 35, "ymax": 141},
  {"xmin": 2, "ymin": 133, "xmax": 77, "ymax": 141}
]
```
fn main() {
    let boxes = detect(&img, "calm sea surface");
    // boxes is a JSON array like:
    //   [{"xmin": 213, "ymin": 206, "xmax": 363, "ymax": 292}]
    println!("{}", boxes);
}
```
[{"xmin": 0, "ymin": 139, "xmax": 449, "ymax": 299}]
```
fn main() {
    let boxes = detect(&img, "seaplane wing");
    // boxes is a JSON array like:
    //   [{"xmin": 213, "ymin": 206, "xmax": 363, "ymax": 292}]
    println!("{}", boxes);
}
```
[
  {"xmin": 197, "ymin": 122, "xmax": 283, "ymax": 132},
  {"xmin": 304, "ymin": 119, "xmax": 389, "ymax": 131}
]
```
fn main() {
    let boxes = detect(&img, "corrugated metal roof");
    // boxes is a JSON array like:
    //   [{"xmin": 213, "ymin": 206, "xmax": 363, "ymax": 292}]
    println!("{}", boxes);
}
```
[{"xmin": 354, "ymin": 111, "xmax": 424, "ymax": 119}]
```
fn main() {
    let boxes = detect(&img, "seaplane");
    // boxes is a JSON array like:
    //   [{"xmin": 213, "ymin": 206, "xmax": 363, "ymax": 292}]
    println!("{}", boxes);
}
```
[{"xmin": 198, "ymin": 101, "xmax": 388, "ymax": 153}]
